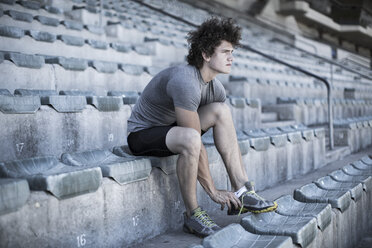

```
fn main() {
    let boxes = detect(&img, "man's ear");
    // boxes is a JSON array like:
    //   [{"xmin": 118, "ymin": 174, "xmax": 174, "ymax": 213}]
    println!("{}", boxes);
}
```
[{"xmin": 202, "ymin": 52, "xmax": 210, "ymax": 62}]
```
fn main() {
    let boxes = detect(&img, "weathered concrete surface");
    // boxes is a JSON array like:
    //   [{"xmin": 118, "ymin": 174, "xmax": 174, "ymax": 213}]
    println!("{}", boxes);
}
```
[
  {"xmin": 0, "ymin": 146, "xmax": 370, "ymax": 247},
  {"xmin": 0, "ymin": 105, "xmax": 131, "ymax": 162}
]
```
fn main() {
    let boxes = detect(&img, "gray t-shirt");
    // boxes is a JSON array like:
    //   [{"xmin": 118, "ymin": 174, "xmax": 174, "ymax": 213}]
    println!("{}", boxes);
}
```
[{"xmin": 127, "ymin": 64, "xmax": 226, "ymax": 133}]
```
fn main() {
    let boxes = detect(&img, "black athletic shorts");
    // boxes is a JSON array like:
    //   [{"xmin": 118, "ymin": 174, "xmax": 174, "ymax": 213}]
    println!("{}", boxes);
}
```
[{"xmin": 127, "ymin": 124, "xmax": 206, "ymax": 157}]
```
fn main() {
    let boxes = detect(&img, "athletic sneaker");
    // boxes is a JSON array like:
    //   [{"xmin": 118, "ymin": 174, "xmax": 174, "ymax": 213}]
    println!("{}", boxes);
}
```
[
  {"xmin": 228, "ymin": 181, "xmax": 278, "ymax": 215},
  {"xmin": 183, "ymin": 207, "xmax": 221, "ymax": 237}
]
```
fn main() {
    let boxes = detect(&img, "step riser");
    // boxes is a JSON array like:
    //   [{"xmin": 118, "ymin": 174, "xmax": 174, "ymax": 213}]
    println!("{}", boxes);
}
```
[{"xmin": 261, "ymin": 112, "xmax": 278, "ymax": 122}]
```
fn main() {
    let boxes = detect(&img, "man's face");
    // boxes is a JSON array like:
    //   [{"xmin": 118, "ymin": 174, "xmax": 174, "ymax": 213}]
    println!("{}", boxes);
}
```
[{"xmin": 205, "ymin": 40, "xmax": 234, "ymax": 74}]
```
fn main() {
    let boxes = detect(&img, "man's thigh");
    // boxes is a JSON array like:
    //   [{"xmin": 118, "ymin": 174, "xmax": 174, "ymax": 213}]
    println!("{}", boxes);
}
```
[{"xmin": 127, "ymin": 125, "xmax": 176, "ymax": 157}]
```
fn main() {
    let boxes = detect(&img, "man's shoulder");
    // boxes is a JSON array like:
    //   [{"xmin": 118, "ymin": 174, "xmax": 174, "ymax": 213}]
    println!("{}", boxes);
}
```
[
  {"xmin": 164, "ymin": 64, "xmax": 200, "ymax": 86},
  {"xmin": 168, "ymin": 64, "xmax": 197, "ymax": 76}
]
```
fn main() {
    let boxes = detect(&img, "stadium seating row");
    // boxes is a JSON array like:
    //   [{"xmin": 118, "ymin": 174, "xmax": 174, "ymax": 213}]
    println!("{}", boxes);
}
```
[
  {"xmin": 191, "ymin": 155, "xmax": 372, "ymax": 248},
  {"xmin": 263, "ymin": 97, "xmax": 372, "ymax": 125}
]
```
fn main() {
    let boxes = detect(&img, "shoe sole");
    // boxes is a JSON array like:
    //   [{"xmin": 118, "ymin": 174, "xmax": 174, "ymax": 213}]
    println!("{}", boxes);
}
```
[
  {"xmin": 228, "ymin": 201, "xmax": 278, "ymax": 215},
  {"xmin": 183, "ymin": 224, "xmax": 208, "ymax": 238}
]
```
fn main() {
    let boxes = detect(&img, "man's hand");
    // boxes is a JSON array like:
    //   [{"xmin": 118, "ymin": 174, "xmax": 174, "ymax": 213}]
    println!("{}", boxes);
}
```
[{"xmin": 209, "ymin": 190, "xmax": 242, "ymax": 211}]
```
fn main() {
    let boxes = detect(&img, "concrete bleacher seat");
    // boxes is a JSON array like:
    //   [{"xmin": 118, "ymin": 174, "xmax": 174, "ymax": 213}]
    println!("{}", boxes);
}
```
[
  {"xmin": 334, "ymin": 116, "xmax": 372, "ymax": 152},
  {"xmin": 61, "ymin": 149, "xmax": 152, "ymax": 185},
  {"xmin": 0, "ymin": 94, "xmax": 131, "ymax": 162},
  {"xmin": 262, "ymin": 127, "xmax": 288, "ymax": 147},
  {"xmin": 275, "ymin": 194, "xmax": 332, "ymax": 231},
  {"xmin": 361, "ymin": 155, "xmax": 372, "ymax": 165},
  {"xmin": 243, "ymin": 129, "xmax": 270, "ymax": 151},
  {"xmin": 241, "ymin": 211, "xmax": 317, "ymax": 247},
  {"xmin": 0, "ymin": 89, "xmax": 40, "ymax": 113},
  {"xmin": 0, "ymin": 24, "xmax": 24, "ymax": 38},
  {"xmin": 189, "ymin": 154, "xmax": 372, "ymax": 248},
  {"xmin": 343, "ymin": 163, "xmax": 372, "ymax": 176},
  {"xmin": 226, "ymin": 96, "xmax": 261, "ymax": 130},
  {"xmin": 60, "ymin": 90, "xmax": 122, "ymax": 112},
  {"xmin": 329, "ymin": 169, "xmax": 372, "ymax": 192},
  {"xmin": 0, "ymin": 25, "xmax": 152, "ymax": 66},
  {"xmin": 0, "ymin": 50, "xmax": 152, "ymax": 94},
  {"xmin": 314, "ymin": 176, "xmax": 363, "ymax": 201},
  {"xmin": 294, "ymin": 183, "xmax": 352, "ymax": 212},
  {"xmin": 0, "ymin": 156, "xmax": 102, "ymax": 199},
  {"xmin": 107, "ymin": 90, "xmax": 139, "ymax": 105},
  {"xmin": 3, "ymin": 51, "xmax": 44, "ymax": 68},
  {"xmin": 112, "ymin": 145, "xmax": 180, "ymax": 175},
  {"xmin": 14, "ymin": 88, "xmax": 87, "ymax": 112},
  {"xmin": 351, "ymin": 160, "xmax": 372, "ymax": 171},
  {"xmin": 5, "ymin": 9, "xmax": 33, "ymax": 22},
  {"xmin": 201, "ymin": 223, "xmax": 293, "ymax": 248},
  {"xmin": 0, "ymin": 178, "xmax": 29, "ymax": 215}
]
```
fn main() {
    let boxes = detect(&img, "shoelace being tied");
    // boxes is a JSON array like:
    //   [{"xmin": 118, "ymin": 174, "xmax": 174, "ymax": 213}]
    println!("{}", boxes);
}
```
[{"xmin": 237, "ymin": 190, "xmax": 266, "ymax": 216}]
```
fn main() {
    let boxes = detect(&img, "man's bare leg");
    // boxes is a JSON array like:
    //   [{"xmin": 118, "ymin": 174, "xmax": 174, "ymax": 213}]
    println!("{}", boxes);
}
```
[
  {"xmin": 198, "ymin": 102, "xmax": 248, "ymax": 191},
  {"xmin": 165, "ymin": 127, "xmax": 201, "ymax": 216}
]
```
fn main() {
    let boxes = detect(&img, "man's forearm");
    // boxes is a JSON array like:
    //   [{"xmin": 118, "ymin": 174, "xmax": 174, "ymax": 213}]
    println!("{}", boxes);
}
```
[{"xmin": 197, "ymin": 143, "xmax": 217, "ymax": 196}]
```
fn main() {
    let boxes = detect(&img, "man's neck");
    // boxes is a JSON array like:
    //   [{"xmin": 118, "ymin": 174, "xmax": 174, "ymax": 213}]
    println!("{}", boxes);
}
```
[{"xmin": 199, "ymin": 64, "xmax": 217, "ymax": 83}]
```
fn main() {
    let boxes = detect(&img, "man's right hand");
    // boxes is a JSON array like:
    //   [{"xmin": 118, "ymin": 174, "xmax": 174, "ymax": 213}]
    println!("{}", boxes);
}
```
[{"xmin": 209, "ymin": 190, "xmax": 242, "ymax": 212}]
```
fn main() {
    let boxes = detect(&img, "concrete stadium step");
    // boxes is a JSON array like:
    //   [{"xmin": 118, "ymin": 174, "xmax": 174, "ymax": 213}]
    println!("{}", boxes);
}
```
[
  {"xmin": 0, "ymin": 178, "xmax": 29, "ymax": 215},
  {"xmin": 0, "ymin": 156, "xmax": 102, "ymax": 199}
]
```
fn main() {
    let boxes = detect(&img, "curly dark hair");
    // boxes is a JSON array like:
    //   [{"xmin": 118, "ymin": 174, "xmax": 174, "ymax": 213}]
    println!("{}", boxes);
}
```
[{"xmin": 187, "ymin": 17, "xmax": 242, "ymax": 68}]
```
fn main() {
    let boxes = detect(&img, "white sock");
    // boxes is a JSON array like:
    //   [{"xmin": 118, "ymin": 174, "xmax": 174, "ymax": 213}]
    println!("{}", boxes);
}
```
[{"xmin": 234, "ymin": 186, "xmax": 247, "ymax": 198}]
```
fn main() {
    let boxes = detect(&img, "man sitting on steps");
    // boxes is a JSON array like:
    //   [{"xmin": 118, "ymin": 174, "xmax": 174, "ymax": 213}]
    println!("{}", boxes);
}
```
[{"xmin": 127, "ymin": 17, "xmax": 277, "ymax": 237}]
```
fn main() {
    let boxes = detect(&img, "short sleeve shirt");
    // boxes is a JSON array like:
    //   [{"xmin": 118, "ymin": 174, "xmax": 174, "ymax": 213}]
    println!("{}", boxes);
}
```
[{"xmin": 127, "ymin": 64, "xmax": 226, "ymax": 133}]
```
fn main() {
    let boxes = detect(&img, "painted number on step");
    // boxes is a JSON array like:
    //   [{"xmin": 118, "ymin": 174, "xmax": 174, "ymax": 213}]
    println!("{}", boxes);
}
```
[{"xmin": 77, "ymin": 234, "xmax": 86, "ymax": 247}]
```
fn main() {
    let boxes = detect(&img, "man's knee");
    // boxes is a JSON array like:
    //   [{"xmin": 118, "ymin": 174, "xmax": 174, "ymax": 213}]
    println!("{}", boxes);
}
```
[
  {"xmin": 210, "ymin": 102, "xmax": 231, "ymax": 120},
  {"xmin": 168, "ymin": 127, "xmax": 201, "ymax": 157},
  {"xmin": 181, "ymin": 128, "xmax": 201, "ymax": 156}
]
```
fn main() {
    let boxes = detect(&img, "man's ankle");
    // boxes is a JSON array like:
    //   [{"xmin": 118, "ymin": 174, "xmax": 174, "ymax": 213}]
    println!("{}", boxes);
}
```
[
  {"xmin": 234, "ymin": 185, "xmax": 248, "ymax": 198},
  {"xmin": 186, "ymin": 206, "xmax": 200, "ymax": 217}
]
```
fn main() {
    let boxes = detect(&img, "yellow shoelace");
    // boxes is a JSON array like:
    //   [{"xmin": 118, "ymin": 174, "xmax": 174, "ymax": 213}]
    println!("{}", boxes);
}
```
[
  {"xmin": 194, "ymin": 210, "xmax": 216, "ymax": 228},
  {"xmin": 237, "ymin": 190, "xmax": 266, "ymax": 216}
]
